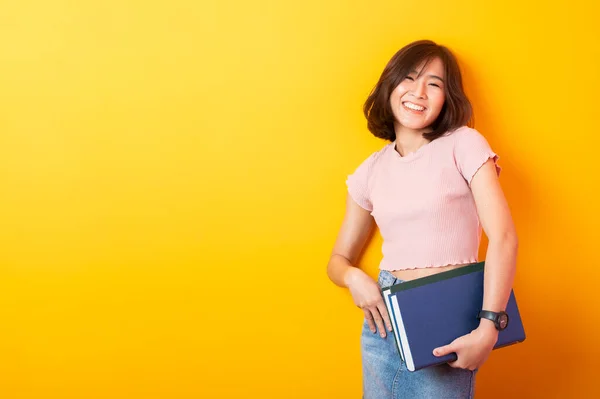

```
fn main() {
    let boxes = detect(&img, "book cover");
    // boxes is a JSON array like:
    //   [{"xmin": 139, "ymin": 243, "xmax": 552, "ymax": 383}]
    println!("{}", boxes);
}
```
[{"xmin": 387, "ymin": 261, "xmax": 526, "ymax": 371}]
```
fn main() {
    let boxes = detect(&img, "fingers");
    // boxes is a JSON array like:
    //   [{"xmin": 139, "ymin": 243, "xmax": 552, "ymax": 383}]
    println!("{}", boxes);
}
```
[
  {"xmin": 364, "ymin": 310, "xmax": 376, "ymax": 334},
  {"xmin": 434, "ymin": 336, "xmax": 462, "ymax": 357},
  {"xmin": 433, "ymin": 345, "xmax": 450, "ymax": 357},
  {"xmin": 377, "ymin": 302, "xmax": 393, "ymax": 333},
  {"xmin": 447, "ymin": 360, "xmax": 476, "ymax": 371},
  {"xmin": 447, "ymin": 360, "xmax": 461, "ymax": 369},
  {"xmin": 370, "ymin": 308, "xmax": 386, "ymax": 338},
  {"xmin": 364, "ymin": 305, "xmax": 388, "ymax": 338},
  {"xmin": 435, "ymin": 343, "xmax": 477, "ymax": 370},
  {"xmin": 439, "ymin": 348, "xmax": 462, "ymax": 369}
]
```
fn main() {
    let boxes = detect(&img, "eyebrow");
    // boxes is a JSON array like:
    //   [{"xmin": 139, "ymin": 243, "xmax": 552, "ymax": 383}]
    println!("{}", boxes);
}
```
[{"xmin": 409, "ymin": 70, "xmax": 445, "ymax": 82}]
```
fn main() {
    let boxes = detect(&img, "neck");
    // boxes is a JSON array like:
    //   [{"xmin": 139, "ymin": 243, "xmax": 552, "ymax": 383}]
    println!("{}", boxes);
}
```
[{"xmin": 393, "ymin": 125, "xmax": 432, "ymax": 157}]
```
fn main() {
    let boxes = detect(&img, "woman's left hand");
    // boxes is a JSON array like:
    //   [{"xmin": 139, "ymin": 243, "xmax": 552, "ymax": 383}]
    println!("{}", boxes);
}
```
[{"xmin": 432, "ymin": 323, "xmax": 498, "ymax": 371}]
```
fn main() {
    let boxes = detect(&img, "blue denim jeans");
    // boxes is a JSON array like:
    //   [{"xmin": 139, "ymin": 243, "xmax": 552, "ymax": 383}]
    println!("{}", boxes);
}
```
[{"xmin": 361, "ymin": 270, "xmax": 477, "ymax": 399}]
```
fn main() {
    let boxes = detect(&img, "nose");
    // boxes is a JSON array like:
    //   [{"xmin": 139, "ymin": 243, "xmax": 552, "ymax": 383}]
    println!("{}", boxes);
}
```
[{"xmin": 411, "ymin": 80, "xmax": 427, "ymax": 99}]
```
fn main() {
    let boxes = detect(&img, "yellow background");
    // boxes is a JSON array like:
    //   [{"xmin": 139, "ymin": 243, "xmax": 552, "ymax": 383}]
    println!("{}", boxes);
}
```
[{"xmin": 1, "ymin": 1, "xmax": 598, "ymax": 398}]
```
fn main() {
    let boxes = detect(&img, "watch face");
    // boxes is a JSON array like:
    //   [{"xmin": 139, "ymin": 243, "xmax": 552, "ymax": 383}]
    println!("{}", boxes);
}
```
[{"xmin": 498, "ymin": 314, "xmax": 509, "ymax": 330}]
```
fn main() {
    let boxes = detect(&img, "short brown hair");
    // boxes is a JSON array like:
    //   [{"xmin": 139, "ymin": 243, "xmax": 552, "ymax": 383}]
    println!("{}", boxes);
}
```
[{"xmin": 363, "ymin": 40, "xmax": 473, "ymax": 142}]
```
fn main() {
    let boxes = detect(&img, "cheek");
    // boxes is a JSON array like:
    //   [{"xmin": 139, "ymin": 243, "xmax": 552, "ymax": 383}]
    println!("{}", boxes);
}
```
[
  {"xmin": 390, "ymin": 90, "xmax": 406, "ymax": 109},
  {"xmin": 391, "ymin": 84, "xmax": 408, "ymax": 101},
  {"xmin": 430, "ymin": 93, "xmax": 446, "ymax": 113}
]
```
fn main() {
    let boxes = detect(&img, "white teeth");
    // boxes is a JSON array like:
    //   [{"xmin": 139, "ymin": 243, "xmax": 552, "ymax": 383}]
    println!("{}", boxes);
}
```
[{"xmin": 403, "ymin": 102, "xmax": 425, "ymax": 111}]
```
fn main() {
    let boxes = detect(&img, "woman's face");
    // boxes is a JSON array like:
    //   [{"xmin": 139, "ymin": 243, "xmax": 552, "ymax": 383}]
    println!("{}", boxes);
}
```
[{"xmin": 389, "ymin": 57, "xmax": 446, "ymax": 132}]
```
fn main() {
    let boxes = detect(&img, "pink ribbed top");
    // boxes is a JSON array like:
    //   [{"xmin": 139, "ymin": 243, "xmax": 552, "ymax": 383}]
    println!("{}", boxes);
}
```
[{"xmin": 346, "ymin": 126, "xmax": 501, "ymax": 271}]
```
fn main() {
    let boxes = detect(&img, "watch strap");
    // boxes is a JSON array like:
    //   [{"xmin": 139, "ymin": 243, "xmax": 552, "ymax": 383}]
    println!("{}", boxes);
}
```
[{"xmin": 478, "ymin": 310, "xmax": 499, "ymax": 321}]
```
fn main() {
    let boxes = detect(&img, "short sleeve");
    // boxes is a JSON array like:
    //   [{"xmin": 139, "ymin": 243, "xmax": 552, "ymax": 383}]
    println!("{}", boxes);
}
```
[
  {"xmin": 345, "ymin": 151, "xmax": 379, "ymax": 211},
  {"xmin": 454, "ymin": 127, "xmax": 502, "ymax": 185}
]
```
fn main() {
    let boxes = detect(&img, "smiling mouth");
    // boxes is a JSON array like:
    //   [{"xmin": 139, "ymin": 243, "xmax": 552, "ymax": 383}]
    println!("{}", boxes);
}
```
[{"xmin": 402, "ymin": 102, "xmax": 426, "ymax": 112}]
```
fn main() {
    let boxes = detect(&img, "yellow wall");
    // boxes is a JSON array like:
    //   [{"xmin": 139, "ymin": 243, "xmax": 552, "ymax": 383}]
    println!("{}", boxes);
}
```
[{"xmin": 1, "ymin": 1, "xmax": 598, "ymax": 398}]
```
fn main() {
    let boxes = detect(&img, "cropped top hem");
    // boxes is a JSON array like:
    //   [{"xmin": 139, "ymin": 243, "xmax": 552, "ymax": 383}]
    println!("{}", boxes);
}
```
[{"xmin": 379, "ymin": 257, "xmax": 480, "ymax": 272}]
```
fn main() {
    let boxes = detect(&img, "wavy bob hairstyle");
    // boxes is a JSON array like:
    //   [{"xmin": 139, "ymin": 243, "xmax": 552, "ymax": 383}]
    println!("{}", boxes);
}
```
[{"xmin": 363, "ymin": 40, "xmax": 473, "ymax": 142}]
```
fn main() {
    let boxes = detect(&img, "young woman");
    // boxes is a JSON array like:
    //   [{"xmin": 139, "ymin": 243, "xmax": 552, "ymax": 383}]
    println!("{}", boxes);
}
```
[{"xmin": 326, "ymin": 40, "xmax": 518, "ymax": 398}]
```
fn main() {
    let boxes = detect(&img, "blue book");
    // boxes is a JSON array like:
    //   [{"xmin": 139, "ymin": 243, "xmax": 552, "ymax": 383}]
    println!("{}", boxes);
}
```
[{"xmin": 384, "ymin": 261, "xmax": 526, "ymax": 372}]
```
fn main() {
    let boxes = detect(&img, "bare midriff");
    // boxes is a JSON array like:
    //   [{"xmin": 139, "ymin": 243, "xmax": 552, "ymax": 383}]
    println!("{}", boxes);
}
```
[{"xmin": 390, "ymin": 262, "xmax": 473, "ymax": 282}]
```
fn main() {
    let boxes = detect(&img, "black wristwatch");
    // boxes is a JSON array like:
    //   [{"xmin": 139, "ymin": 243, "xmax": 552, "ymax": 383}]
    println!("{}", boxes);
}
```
[{"xmin": 477, "ymin": 310, "xmax": 509, "ymax": 331}]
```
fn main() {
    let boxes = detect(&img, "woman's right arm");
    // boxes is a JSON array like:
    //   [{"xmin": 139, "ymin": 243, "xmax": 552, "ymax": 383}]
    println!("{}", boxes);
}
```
[{"xmin": 326, "ymin": 194, "xmax": 393, "ymax": 337}]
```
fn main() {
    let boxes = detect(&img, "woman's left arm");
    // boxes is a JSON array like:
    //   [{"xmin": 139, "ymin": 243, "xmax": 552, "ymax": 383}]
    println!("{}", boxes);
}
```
[
  {"xmin": 471, "ymin": 157, "xmax": 519, "ymax": 330},
  {"xmin": 433, "ymin": 158, "xmax": 519, "ymax": 370}
]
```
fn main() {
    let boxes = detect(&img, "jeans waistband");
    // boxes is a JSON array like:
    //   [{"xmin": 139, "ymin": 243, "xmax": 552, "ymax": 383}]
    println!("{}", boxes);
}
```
[{"xmin": 377, "ymin": 270, "xmax": 405, "ymax": 289}]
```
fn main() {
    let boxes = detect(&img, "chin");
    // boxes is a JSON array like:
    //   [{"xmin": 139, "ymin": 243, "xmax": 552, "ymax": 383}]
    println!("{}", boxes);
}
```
[{"xmin": 400, "ymin": 120, "xmax": 432, "ymax": 131}]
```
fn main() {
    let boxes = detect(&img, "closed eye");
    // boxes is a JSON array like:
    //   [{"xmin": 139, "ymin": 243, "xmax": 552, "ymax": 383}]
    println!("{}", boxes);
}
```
[
  {"xmin": 429, "ymin": 83, "xmax": 440, "ymax": 88},
  {"xmin": 404, "ymin": 76, "xmax": 415, "ymax": 81}
]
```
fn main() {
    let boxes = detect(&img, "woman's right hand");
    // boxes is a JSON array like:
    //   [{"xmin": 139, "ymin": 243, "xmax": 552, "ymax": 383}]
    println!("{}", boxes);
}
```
[
  {"xmin": 346, "ymin": 268, "xmax": 393, "ymax": 338},
  {"xmin": 327, "ymin": 193, "xmax": 393, "ymax": 337}
]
